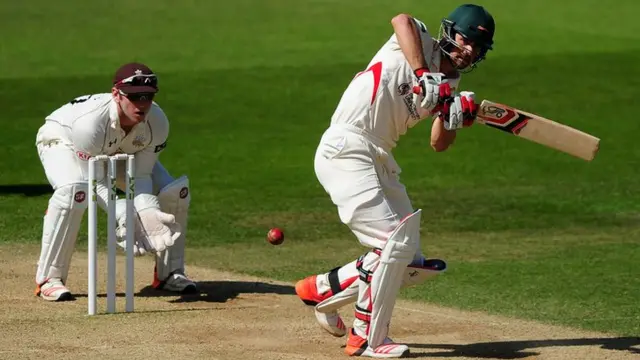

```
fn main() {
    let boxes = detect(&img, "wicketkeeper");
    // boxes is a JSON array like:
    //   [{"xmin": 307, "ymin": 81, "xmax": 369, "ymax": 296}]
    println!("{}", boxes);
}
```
[
  {"xmin": 34, "ymin": 62, "xmax": 197, "ymax": 301},
  {"xmin": 294, "ymin": 4, "xmax": 495, "ymax": 358}
]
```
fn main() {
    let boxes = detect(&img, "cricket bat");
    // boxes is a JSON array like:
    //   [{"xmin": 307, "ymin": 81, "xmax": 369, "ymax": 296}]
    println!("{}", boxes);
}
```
[{"xmin": 475, "ymin": 100, "xmax": 600, "ymax": 161}]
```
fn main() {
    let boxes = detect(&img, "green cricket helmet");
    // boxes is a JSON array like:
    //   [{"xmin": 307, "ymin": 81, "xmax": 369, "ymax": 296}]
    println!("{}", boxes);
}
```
[{"xmin": 438, "ymin": 4, "xmax": 495, "ymax": 72}]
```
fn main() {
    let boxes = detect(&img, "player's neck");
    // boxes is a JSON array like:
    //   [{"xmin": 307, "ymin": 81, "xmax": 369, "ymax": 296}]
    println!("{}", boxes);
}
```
[
  {"xmin": 121, "ymin": 124, "xmax": 134, "ymax": 134},
  {"xmin": 439, "ymin": 55, "xmax": 459, "ymax": 79}
]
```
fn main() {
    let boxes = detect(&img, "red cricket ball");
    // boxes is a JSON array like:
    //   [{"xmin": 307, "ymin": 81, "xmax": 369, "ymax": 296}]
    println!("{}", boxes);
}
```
[{"xmin": 267, "ymin": 228, "xmax": 285, "ymax": 245}]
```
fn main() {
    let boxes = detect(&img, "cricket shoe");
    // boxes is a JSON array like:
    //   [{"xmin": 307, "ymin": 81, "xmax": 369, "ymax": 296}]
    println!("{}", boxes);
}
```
[
  {"xmin": 315, "ymin": 308, "xmax": 347, "ymax": 337},
  {"xmin": 152, "ymin": 269, "xmax": 198, "ymax": 294},
  {"xmin": 34, "ymin": 278, "xmax": 72, "ymax": 301},
  {"xmin": 345, "ymin": 329, "xmax": 409, "ymax": 358},
  {"xmin": 295, "ymin": 275, "xmax": 331, "ymax": 306}
]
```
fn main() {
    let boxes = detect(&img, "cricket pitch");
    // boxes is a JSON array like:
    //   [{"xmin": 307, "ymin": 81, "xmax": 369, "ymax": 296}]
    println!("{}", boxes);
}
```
[{"xmin": 1, "ymin": 244, "xmax": 637, "ymax": 360}]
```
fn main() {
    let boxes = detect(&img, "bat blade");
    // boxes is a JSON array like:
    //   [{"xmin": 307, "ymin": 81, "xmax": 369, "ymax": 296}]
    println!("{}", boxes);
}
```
[{"xmin": 476, "ymin": 100, "xmax": 600, "ymax": 161}]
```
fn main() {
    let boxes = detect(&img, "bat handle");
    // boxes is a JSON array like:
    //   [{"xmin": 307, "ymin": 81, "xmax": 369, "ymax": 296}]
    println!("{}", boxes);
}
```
[{"xmin": 412, "ymin": 85, "xmax": 422, "ymax": 95}]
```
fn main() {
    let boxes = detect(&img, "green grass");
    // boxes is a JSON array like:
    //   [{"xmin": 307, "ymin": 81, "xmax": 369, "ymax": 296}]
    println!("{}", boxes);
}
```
[{"xmin": 1, "ymin": 0, "xmax": 639, "ymax": 336}]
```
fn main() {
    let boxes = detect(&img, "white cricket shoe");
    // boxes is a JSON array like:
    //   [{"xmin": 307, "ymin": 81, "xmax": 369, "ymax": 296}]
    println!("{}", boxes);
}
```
[
  {"xmin": 345, "ymin": 329, "xmax": 409, "ymax": 358},
  {"xmin": 313, "ymin": 309, "xmax": 397, "ymax": 343},
  {"xmin": 35, "ymin": 278, "xmax": 72, "ymax": 301},
  {"xmin": 153, "ymin": 269, "xmax": 198, "ymax": 294}
]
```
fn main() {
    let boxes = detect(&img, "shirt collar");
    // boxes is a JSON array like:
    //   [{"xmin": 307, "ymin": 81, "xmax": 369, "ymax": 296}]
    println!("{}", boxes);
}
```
[{"xmin": 108, "ymin": 97, "xmax": 121, "ymax": 131}]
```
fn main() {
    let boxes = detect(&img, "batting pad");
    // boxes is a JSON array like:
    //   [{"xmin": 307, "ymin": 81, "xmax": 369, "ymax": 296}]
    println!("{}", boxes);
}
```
[
  {"xmin": 36, "ymin": 183, "xmax": 89, "ymax": 284},
  {"xmin": 368, "ymin": 209, "xmax": 422, "ymax": 348},
  {"xmin": 156, "ymin": 175, "xmax": 190, "ymax": 279},
  {"xmin": 316, "ymin": 256, "xmax": 446, "ymax": 314}
]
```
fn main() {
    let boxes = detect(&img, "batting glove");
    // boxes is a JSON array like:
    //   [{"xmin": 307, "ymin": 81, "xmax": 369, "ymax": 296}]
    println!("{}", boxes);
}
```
[
  {"xmin": 413, "ymin": 68, "xmax": 452, "ymax": 113},
  {"xmin": 445, "ymin": 91, "xmax": 477, "ymax": 130}
]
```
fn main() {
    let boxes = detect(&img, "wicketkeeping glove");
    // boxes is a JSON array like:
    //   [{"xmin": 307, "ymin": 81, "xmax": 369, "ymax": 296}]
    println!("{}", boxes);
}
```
[
  {"xmin": 413, "ymin": 68, "xmax": 452, "ymax": 113},
  {"xmin": 115, "ymin": 194, "xmax": 182, "ymax": 256},
  {"xmin": 444, "ymin": 91, "xmax": 477, "ymax": 130}
]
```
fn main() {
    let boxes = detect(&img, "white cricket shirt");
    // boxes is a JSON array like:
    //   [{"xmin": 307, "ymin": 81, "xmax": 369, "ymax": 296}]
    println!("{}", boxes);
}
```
[
  {"xmin": 330, "ymin": 19, "xmax": 460, "ymax": 150},
  {"xmin": 36, "ymin": 93, "xmax": 170, "ymax": 194}
]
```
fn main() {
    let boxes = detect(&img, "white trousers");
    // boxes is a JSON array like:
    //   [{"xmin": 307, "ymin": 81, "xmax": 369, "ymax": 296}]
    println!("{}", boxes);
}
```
[
  {"xmin": 314, "ymin": 124, "xmax": 425, "ymax": 339},
  {"xmin": 314, "ymin": 125, "xmax": 415, "ymax": 250},
  {"xmin": 37, "ymin": 142, "xmax": 173, "ymax": 192}
]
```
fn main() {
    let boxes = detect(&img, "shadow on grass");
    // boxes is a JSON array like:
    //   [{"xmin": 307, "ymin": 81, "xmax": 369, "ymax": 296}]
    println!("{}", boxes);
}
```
[
  {"xmin": 136, "ymin": 280, "xmax": 296, "ymax": 303},
  {"xmin": 0, "ymin": 184, "xmax": 52, "ymax": 197},
  {"xmin": 404, "ymin": 337, "xmax": 640, "ymax": 358}
]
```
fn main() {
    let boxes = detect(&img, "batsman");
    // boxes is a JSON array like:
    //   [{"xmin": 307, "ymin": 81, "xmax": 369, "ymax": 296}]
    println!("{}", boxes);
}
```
[
  {"xmin": 34, "ymin": 62, "xmax": 197, "ymax": 301},
  {"xmin": 295, "ymin": 4, "xmax": 495, "ymax": 358}
]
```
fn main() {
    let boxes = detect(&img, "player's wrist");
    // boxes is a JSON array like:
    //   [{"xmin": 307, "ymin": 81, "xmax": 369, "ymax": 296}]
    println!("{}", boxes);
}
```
[{"xmin": 413, "ymin": 67, "xmax": 430, "ymax": 78}]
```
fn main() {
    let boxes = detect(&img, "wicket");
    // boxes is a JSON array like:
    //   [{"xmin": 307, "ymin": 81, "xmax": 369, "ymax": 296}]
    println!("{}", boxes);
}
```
[{"xmin": 87, "ymin": 154, "xmax": 136, "ymax": 316}]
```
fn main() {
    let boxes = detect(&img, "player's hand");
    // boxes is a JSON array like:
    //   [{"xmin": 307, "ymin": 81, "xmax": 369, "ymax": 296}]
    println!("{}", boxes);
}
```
[
  {"xmin": 444, "ymin": 91, "xmax": 477, "ymax": 130},
  {"xmin": 116, "ymin": 208, "xmax": 181, "ymax": 256},
  {"xmin": 413, "ymin": 69, "xmax": 452, "ymax": 113},
  {"xmin": 135, "ymin": 208, "xmax": 181, "ymax": 253}
]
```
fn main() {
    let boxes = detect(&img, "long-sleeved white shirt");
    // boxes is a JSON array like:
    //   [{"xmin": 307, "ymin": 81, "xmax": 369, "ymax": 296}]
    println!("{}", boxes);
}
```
[
  {"xmin": 36, "ymin": 93, "xmax": 169, "ymax": 196},
  {"xmin": 330, "ymin": 18, "xmax": 460, "ymax": 150}
]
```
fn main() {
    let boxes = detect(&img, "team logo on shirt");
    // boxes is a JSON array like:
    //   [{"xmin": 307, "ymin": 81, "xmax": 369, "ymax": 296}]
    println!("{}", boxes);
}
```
[
  {"xmin": 398, "ymin": 82, "xmax": 420, "ymax": 119},
  {"xmin": 397, "ymin": 83, "xmax": 411, "ymax": 96},
  {"xmin": 399, "ymin": 82, "xmax": 420, "ymax": 120},
  {"xmin": 132, "ymin": 135, "xmax": 146, "ymax": 148}
]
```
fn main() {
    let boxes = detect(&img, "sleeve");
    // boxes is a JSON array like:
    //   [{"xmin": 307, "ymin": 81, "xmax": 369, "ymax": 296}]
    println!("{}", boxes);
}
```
[
  {"xmin": 70, "ymin": 113, "xmax": 106, "ymax": 157},
  {"xmin": 411, "ymin": 17, "xmax": 435, "ymax": 48},
  {"xmin": 387, "ymin": 17, "xmax": 437, "ymax": 69},
  {"xmin": 133, "ymin": 104, "xmax": 169, "ymax": 197}
]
